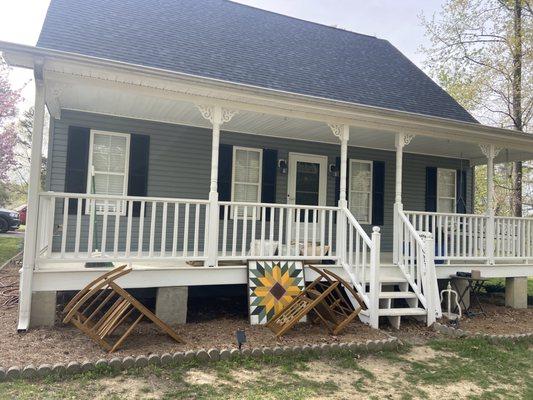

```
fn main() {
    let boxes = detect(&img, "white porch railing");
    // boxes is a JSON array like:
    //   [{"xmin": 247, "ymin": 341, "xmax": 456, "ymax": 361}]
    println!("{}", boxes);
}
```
[
  {"xmin": 217, "ymin": 201, "xmax": 339, "ymax": 261},
  {"xmin": 403, "ymin": 210, "xmax": 533, "ymax": 263},
  {"xmin": 396, "ymin": 209, "xmax": 441, "ymax": 325},
  {"xmin": 494, "ymin": 216, "xmax": 533, "ymax": 260},
  {"xmin": 35, "ymin": 192, "xmax": 343, "ymax": 264},
  {"xmin": 36, "ymin": 192, "xmax": 210, "ymax": 262}
]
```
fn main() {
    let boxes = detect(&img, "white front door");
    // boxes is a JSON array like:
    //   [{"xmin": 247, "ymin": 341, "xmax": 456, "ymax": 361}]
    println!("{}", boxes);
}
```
[{"xmin": 287, "ymin": 153, "xmax": 328, "ymax": 206}]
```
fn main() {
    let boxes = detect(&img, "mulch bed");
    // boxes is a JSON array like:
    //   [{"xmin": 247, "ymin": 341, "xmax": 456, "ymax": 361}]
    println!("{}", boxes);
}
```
[{"xmin": 0, "ymin": 262, "xmax": 387, "ymax": 367}]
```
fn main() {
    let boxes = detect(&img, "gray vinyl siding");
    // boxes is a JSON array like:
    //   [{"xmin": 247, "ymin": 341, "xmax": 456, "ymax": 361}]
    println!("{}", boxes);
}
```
[{"xmin": 48, "ymin": 110, "xmax": 473, "ymax": 253}]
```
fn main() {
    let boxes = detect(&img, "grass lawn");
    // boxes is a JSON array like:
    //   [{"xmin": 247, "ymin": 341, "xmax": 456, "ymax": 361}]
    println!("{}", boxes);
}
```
[
  {"xmin": 0, "ymin": 237, "xmax": 23, "ymax": 266},
  {"xmin": 0, "ymin": 337, "xmax": 531, "ymax": 399}
]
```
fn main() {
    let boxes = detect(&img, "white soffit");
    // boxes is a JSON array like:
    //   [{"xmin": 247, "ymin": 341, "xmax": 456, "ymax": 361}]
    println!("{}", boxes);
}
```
[{"xmin": 47, "ymin": 74, "xmax": 533, "ymax": 164}]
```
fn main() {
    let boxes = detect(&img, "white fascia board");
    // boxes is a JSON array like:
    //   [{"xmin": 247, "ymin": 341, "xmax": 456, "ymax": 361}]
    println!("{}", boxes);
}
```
[{"xmin": 2, "ymin": 41, "xmax": 533, "ymax": 153}]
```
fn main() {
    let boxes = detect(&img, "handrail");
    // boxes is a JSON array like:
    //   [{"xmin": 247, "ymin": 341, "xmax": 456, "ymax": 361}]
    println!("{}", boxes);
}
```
[
  {"xmin": 341, "ymin": 206, "xmax": 373, "ymax": 247},
  {"xmin": 39, "ymin": 191, "xmax": 210, "ymax": 204},
  {"xmin": 219, "ymin": 200, "xmax": 338, "ymax": 211},
  {"xmin": 338, "ymin": 207, "xmax": 379, "ymax": 328},
  {"xmin": 396, "ymin": 207, "xmax": 441, "ymax": 325}
]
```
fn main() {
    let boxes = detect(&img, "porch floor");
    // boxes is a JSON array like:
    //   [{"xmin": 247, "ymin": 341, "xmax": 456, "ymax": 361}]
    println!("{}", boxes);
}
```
[{"xmin": 31, "ymin": 251, "xmax": 533, "ymax": 293}]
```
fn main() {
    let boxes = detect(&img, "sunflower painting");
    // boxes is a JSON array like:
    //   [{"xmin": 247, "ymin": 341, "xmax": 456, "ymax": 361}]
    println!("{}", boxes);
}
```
[{"xmin": 248, "ymin": 260, "xmax": 305, "ymax": 325}]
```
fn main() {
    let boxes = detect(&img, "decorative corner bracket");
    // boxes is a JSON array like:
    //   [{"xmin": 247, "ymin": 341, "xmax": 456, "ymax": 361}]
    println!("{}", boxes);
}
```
[
  {"xmin": 196, "ymin": 104, "xmax": 238, "ymax": 126},
  {"xmin": 328, "ymin": 123, "xmax": 349, "ymax": 142},
  {"xmin": 396, "ymin": 132, "xmax": 415, "ymax": 148},
  {"xmin": 479, "ymin": 144, "xmax": 502, "ymax": 159}
]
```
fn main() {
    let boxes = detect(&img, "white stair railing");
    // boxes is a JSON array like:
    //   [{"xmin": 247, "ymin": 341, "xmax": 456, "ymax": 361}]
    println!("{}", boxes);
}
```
[
  {"xmin": 339, "ymin": 207, "xmax": 381, "ymax": 328},
  {"xmin": 396, "ymin": 209, "xmax": 441, "ymax": 325}
]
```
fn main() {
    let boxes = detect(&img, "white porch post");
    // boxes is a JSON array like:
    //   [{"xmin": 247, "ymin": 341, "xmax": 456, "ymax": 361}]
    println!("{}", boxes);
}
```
[
  {"xmin": 480, "ymin": 144, "xmax": 501, "ymax": 265},
  {"xmin": 18, "ymin": 65, "xmax": 45, "ymax": 331},
  {"xmin": 197, "ymin": 105, "xmax": 237, "ymax": 267},
  {"xmin": 329, "ymin": 124, "xmax": 349, "ymax": 261},
  {"xmin": 393, "ymin": 133, "xmax": 414, "ymax": 264}
]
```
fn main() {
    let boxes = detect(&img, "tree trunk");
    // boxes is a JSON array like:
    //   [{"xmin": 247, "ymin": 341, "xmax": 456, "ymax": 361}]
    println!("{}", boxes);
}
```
[{"xmin": 511, "ymin": 0, "xmax": 523, "ymax": 217}]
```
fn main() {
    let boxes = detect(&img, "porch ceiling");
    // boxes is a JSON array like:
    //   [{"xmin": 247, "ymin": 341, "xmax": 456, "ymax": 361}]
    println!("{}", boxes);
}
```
[{"xmin": 49, "ymin": 79, "xmax": 533, "ymax": 164}]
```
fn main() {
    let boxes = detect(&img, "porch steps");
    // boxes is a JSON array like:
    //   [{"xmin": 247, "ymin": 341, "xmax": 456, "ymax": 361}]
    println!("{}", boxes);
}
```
[
  {"xmin": 378, "ymin": 291, "xmax": 418, "ymax": 300},
  {"xmin": 378, "ymin": 307, "xmax": 426, "ymax": 317}
]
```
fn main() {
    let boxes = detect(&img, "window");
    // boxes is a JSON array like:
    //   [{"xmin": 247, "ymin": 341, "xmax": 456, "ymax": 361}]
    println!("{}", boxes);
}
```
[
  {"xmin": 86, "ymin": 130, "xmax": 130, "ymax": 214},
  {"xmin": 437, "ymin": 168, "xmax": 456, "ymax": 213},
  {"xmin": 231, "ymin": 147, "xmax": 262, "ymax": 218},
  {"xmin": 348, "ymin": 160, "xmax": 372, "ymax": 224}
]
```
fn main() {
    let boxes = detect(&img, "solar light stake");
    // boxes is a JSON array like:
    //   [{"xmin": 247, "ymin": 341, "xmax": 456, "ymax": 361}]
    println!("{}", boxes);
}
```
[{"xmin": 236, "ymin": 329, "xmax": 247, "ymax": 351}]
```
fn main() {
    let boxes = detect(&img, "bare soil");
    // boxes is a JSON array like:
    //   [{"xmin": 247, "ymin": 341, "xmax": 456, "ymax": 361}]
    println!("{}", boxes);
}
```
[
  {"xmin": 447, "ymin": 301, "xmax": 533, "ymax": 334},
  {"xmin": 0, "ymin": 262, "xmax": 386, "ymax": 367}
]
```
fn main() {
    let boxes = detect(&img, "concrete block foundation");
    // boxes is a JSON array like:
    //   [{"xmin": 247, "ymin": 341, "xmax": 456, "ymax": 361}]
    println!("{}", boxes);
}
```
[
  {"xmin": 155, "ymin": 286, "xmax": 188, "ymax": 325},
  {"xmin": 505, "ymin": 277, "xmax": 528, "ymax": 309},
  {"xmin": 29, "ymin": 291, "xmax": 57, "ymax": 328}
]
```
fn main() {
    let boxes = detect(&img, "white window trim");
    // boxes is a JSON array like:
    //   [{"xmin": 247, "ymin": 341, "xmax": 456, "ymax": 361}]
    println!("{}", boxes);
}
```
[
  {"xmin": 231, "ymin": 146, "xmax": 263, "ymax": 219},
  {"xmin": 86, "ymin": 130, "xmax": 131, "ymax": 215},
  {"xmin": 348, "ymin": 159, "xmax": 373, "ymax": 225},
  {"xmin": 437, "ymin": 168, "xmax": 457, "ymax": 214}
]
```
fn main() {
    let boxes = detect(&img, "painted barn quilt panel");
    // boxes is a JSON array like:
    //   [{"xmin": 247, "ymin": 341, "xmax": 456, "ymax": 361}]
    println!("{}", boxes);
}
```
[{"xmin": 248, "ymin": 260, "xmax": 305, "ymax": 325}]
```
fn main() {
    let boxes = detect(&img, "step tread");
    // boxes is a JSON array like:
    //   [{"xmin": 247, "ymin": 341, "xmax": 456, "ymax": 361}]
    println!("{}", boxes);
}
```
[
  {"xmin": 378, "ymin": 307, "xmax": 427, "ymax": 317},
  {"xmin": 379, "ymin": 291, "xmax": 418, "ymax": 299}
]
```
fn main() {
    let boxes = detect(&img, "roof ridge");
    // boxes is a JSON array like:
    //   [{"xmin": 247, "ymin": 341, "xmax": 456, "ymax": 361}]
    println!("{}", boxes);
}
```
[{"xmin": 226, "ymin": 0, "xmax": 382, "ymax": 41}]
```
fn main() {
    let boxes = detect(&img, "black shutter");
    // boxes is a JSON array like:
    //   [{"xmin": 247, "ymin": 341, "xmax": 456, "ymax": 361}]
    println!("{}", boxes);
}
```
[
  {"xmin": 456, "ymin": 169, "xmax": 467, "ymax": 214},
  {"xmin": 425, "ymin": 167, "xmax": 438, "ymax": 212},
  {"xmin": 261, "ymin": 149, "xmax": 278, "ymax": 221},
  {"xmin": 218, "ymin": 144, "xmax": 233, "ymax": 219},
  {"xmin": 372, "ymin": 161, "xmax": 385, "ymax": 226},
  {"xmin": 128, "ymin": 134, "xmax": 150, "ymax": 217},
  {"xmin": 65, "ymin": 126, "xmax": 90, "ymax": 214},
  {"xmin": 334, "ymin": 157, "xmax": 350, "ymax": 206},
  {"xmin": 335, "ymin": 157, "xmax": 340, "ymax": 205}
]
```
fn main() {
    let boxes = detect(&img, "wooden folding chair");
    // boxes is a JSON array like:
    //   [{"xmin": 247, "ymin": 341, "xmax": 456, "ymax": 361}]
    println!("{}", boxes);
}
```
[
  {"xmin": 266, "ymin": 266, "xmax": 366, "ymax": 337},
  {"xmin": 309, "ymin": 266, "xmax": 366, "ymax": 335},
  {"xmin": 266, "ymin": 268, "xmax": 340, "ymax": 337},
  {"xmin": 63, "ymin": 264, "xmax": 185, "ymax": 352}
]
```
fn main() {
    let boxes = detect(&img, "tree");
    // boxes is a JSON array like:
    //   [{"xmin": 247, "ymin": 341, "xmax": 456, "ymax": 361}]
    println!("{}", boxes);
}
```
[
  {"xmin": 12, "ymin": 107, "xmax": 47, "ymax": 189},
  {"xmin": 0, "ymin": 59, "xmax": 21, "ymax": 182},
  {"xmin": 421, "ymin": 0, "xmax": 533, "ymax": 217}
]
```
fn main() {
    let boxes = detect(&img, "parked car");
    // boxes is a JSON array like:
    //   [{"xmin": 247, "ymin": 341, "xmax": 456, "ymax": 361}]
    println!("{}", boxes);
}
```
[
  {"xmin": 16, "ymin": 204, "xmax": 27, "ymax": 225},
  {"xmin": 0, "ymin": 208, "xmax": 21, "ymax": 233}
]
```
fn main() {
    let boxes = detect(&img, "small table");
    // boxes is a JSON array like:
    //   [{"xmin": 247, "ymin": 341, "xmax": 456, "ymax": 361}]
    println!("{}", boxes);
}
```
[{"xmin": 450, "ymin": 275, "xmax": 489, "ymax": 317}]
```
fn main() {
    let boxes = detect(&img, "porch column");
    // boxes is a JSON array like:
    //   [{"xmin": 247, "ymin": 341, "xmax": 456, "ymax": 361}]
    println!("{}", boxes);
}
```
[
  {"xmin": 393, "ymin": 132, "xmax": 415, "ymax": 264},
  {"xmin": 329, "ymin": 124, "xmax": 349, "ymax": 262},
  {"xmin": 480, "ymin": 144, "xmax": 501, "ymax": 264},
  {"xmin": 18, "ymin": 62, "xmax": 46, "ymax": 331},
  {"xmin": 197, "ymin": 105, "xmax": 237, "ymax": 267}
]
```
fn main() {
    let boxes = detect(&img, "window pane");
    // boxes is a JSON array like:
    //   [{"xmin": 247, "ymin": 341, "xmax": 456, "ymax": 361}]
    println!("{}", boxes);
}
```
[
  {"xmin": 438, "ymin": 198, "xmax": 455, "ymax": 213},
  {"xmin": 93, "ymin": 134, "xmax": 110, "ymax": 154},
  {"xmin": 108, "ymin": 175, "xmax": 125, "ymax": 196},
  {"xmin": 351, "ymin": 161, "xmax": 371, "ymax": 192},
  {"xmin": 109, "ymin": 152, "xmax": 126, "ymax": 173},
  {"xmin": 92, "ymin": 173, "xmax": 109, "ymax": 194},
  {"xmin": 92, "ymin": 152, "xmax": 109, "ymax": 172},
  {"xmin": 234, "ymin": 149, "xmax": 261, "ymax": 184},
  {"xmin": 350, "ymin": 192, "xmax": 370, "ymax": 222}
]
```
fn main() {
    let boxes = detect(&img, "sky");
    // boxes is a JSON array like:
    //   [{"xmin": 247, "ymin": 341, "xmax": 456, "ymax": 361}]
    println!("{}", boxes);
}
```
[{"xmin": 0, "ymin": 0, "xmax": 446, "ymax": 111}]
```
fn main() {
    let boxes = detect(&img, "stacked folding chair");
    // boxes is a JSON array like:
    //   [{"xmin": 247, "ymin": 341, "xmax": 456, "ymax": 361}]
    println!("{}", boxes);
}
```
[
  {"xmin": 63, "ymin": 264, "xmax": 184, "ymax": 352},
  {"xmin": 266, "ymin": 266, "xmax": 366, "ymax": 337}
]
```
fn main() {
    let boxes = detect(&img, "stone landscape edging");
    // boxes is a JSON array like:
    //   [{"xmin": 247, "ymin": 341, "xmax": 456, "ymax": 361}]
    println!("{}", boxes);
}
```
[
  {"xmin": 0, "ymin": 337, "xmax": 401, "ymax": 382},
  {"xmin": 433, "ymin": 321, "xmax": 533, "ymax": 342}
]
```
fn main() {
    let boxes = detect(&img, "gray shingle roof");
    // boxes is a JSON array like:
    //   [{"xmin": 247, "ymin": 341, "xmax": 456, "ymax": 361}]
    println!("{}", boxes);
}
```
[{"xmin": 37, "ymin": 0, "xmax": 477, "ymax": 123}]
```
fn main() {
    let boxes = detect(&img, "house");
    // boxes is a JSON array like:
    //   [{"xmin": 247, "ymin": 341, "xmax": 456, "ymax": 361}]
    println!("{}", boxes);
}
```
[{"xmin": 2, "ymin": 0, "xmax": 532, "ymax": 332}]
